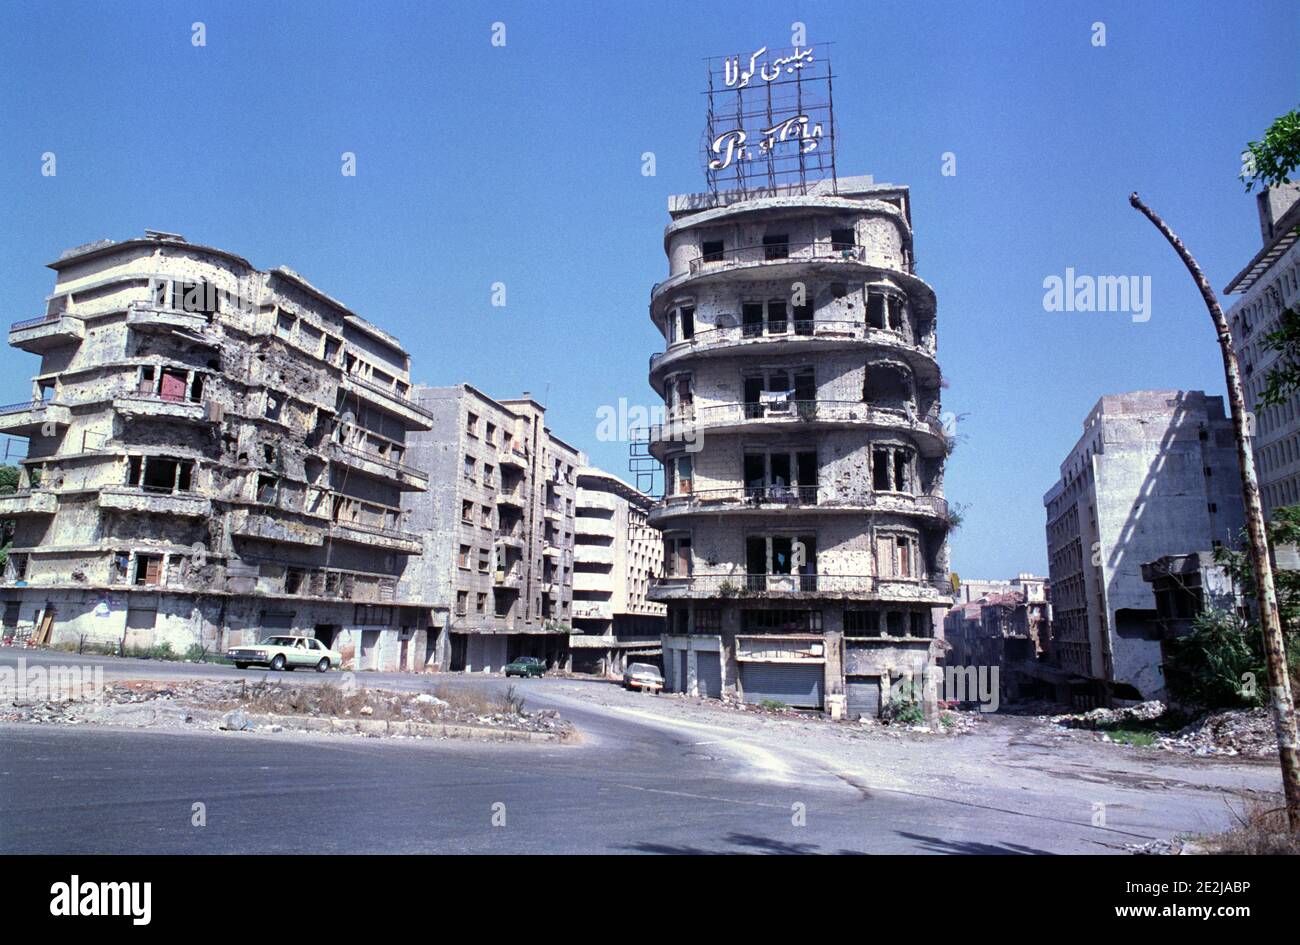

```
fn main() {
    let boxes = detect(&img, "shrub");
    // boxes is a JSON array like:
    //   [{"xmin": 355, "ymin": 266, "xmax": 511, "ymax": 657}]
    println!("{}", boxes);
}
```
[
  {"xmin": 1163, "ymin": 610, "xmax": 1265, "ymax": 710},
  {"xmin": 882, "ymin": 680, "xmax": 925, "ymax": 726}
]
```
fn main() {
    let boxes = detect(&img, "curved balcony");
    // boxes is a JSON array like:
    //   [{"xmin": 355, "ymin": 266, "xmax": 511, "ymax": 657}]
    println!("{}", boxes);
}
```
[
  {"xmin": 647, "ymin": 401, "xmax": 948, "ymax": 459},
  {"xmin": 112, "ymin": 392, "xmax": 214, "ymax": 425},
  {"xmin": 339, "ymin": 373, "xmax": 434, "ymax": 430},
  {"xmin": 651, "ymin": 241, "xmax": 937, "ymax": 317},
  {"xmin": 98, "ymin": 486, "xmax": 211, "ymax": 518},
  {"xmin": 649, "ymin": 572, "xmax": 953, "ymax": 604},
  {"xmin": 10, "ymin": 313, "xmax": 84, "ymax": 352},
  {"xmin": 125, "ymin": 303, "xmax": 214, "ymax": 338},
  {"xmin": 0, "ymin": 490, "xmax": 58, "ymax": 516},
  {"xmin": 649, "ymin": 485, "xmax": 948, "ymax": 526},
  {"xmin": 649, "ymin": 320, "xmax": 939, "ymax": 393},
  {"xmin": 0, "ymin": 401, "xmax": 71, "ymax": 436}
]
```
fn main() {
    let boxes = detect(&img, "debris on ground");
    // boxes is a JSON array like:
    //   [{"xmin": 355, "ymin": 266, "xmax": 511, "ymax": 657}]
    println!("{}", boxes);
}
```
[
  {"xmin": 1047, "ymin": 701, "xmax": 1166, "ymax": 730},
  {"xmin": 1158, "ymin": 708, "xmax": 1278, "ymax": 758},
  {"xmin": 0, "ymin": 678, "xmax": 572, "ymax": 741}
]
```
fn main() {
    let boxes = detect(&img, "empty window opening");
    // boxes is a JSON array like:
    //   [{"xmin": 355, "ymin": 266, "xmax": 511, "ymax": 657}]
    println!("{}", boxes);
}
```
[
  {"xmin": 830, "ymin": 228, "xmax": 856, "ymax": 251},
  {"xmin": 763, "ymin": 233, "xmax": 789, "ymax": 260},
  {"xmin": 702, "ymin": 239, "xmax": 724, "ymax": 262},
  {"xmin": 134, "ymin": 554, "xmax": 163, "ymax": 586}
]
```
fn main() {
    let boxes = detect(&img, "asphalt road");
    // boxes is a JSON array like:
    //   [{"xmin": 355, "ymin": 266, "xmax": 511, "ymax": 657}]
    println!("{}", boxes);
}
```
[{"xmin": 0, "ymin": 648, "xmax": 1277, "ymax": 853}]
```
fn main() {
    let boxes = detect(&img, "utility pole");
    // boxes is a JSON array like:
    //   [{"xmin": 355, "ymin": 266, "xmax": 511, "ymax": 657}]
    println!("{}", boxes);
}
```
[{"xmin": 1130, "ymin": 192, "xmax": 1300, "ymax": 831}]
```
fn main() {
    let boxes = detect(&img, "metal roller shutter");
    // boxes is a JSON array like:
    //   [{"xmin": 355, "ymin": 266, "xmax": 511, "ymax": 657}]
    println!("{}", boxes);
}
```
[
  {"xmin": 740, "ymin": 662, "xmax": 823, "ymax": 708},
  {"xmin": 696, "ymin": 651, "xmax": 722, "ymax": 699},
  {"xmin": 846, "ymin": 676, "xmax": 882, "ymax": 720}
]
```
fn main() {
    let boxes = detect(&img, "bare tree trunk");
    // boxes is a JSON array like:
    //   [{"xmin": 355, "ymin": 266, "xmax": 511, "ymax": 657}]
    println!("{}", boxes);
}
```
[{"xmin": 1130, "ymin": 192, "xmax": 1300, "ymax": 831}]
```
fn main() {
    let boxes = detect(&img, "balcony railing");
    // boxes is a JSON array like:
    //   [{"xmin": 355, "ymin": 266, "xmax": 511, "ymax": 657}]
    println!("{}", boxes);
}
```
[
  {"xmin": 650, "ymin": 320, "xmax": 934, "ymax": 371},
  {"xmin": 10, "ymin": 312, "xmax": 81, "ymax": 333},
  {"xmin": 341, "ymin": 372, "xmax": 434, "ymax": 422},
  {"xmin": 649, "ymin": 401, "xmax": 946, "ymax": 446},
  {"xmin": 654, "ymin": 486, "xmax": 950, "ymax": 520},
  {"xmin": 331, "ymin": 443, "xmax": 428, "ymax": 483},
  {"xmin": 651, "ymin": 573, "xmax": 953, "ymax": 598},
  {"xmin": 687, "ymin": 241, "xmax": 867, "ymax": 276}
]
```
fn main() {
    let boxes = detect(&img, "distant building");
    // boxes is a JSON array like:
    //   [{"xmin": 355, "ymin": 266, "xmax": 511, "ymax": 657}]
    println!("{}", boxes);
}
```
[
  {"xmin": 567, "ymin": 467, "xmax": 666, "ymax": 675},
  {"xmin": 1225, "ymin": 182, "xmax": 1300, "ymax": 520},
  {"xmin": 1043, "ymin": 390, "xmax": 1246, "ymax": 703},
  {"xmin": 943, "ymin": 575, "xmax": 1051, "ymax": 703},
  {"xmin": 0, "ymin": 232, "xmax": 438, "ymax": 669},
  {"xmin": 398, "ymin": 385, "xmax": 583, "ymax": 672}
]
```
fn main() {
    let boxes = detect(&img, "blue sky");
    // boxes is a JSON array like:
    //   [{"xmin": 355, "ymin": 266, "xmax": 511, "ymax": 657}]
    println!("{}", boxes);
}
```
[{"xmin": 1, "ymin": 0, "xmax": 1296, "ymax": 579}]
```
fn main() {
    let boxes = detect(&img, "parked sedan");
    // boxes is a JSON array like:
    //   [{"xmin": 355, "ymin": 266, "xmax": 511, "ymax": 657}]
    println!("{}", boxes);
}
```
[
  {"xmin": 623, "ymin": 662, "xmax": 664, "ymax": 693},
  {"xmin": 226, "ymin": 635, "xmax": 342, "ymax": 672},
  {"xmin": 504, "ymin": 656, "xmax": 546, "ymax": 678}
]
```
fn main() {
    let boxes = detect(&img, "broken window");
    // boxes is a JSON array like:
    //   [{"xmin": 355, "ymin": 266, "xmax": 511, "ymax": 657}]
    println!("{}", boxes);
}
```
[
  {"xmin": 793, "ymin": 299, "xmax": 814, "ymax": 334},
  {"xmin": 478, "ymin": 549, "xmax": 491, "ymax": 573},
  {"xmin": 285, "ymin": 569, "xmax": 305, "ymax": 595},
  {"xmin": 264, "ymin": 393, "xmax": 282, "ymax": 421},
  {"xmin": 679, "ymin": 305, "xmax": 695, "ymax": 341},
  {"xmin": 894, "ymin": 537, "xmax": 913, "ymax": 578},
  {"xmin": 127, "ymin": 456, "xmax": 143, "ymax": 487},
  {"xmin": 134, "ymin": 554, "xmax": 163, "ymax": 586},
  {"xmin": 256, "ymin": 474, "xmax": 279, "ymax": 505},
  {"xmin": 844, "ymin": 610, "xmax": 880, "ymax": 635},
  {"xmin": 863, "ymin": 363, "xmax": 912, "ymax": 409},
  {"xmin": 702, "ymin": 239, "xmax": 724, "ymax": 263},
  {"xmin": 461, "ymin": 500, "xmax": 474, "ymax": 523},
  {"xmin": 887, "ymin": 296, "xmax": 905, "ymax": 331},
  {"xmin": 831, "ymin": 228, "xmax": 856, "ymax": 251},
  {"xmin": 763, "ymin": 233, "xmax": 789, "ymax": 260},
  {"xmin": 867, "ymin": 293, "xmax": 887, "ymax": 329},
  {"xmin": 664, "ymin": 535, "xmax": 691, "ymax": 577},
  {"xmin": 742, "ymin": 302, "xmax": 765, "ymax": 338},
  {"xmin": 111, "ymin": 552, "xmax": 128, "ymax": 583},
  {"xmin": 463, "ymin": 455, "xmax": 476, "ymax": 483},
  {"xmin": 456, "ymin": 591, "xmax": 468, "ymax": 616},
  {"xmin": 476, "ymin": 593, "xmax": 488, "ymax": 614},
  {"xmin": 138, "ymin": 366, "xmax": 156, "ymax": 395},
  {"xmin": 7, "ymin": 553, "xmax": 29, "ymax": 581}
]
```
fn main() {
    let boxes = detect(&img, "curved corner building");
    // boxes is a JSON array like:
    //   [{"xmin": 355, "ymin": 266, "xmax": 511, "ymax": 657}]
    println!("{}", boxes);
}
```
[{"xmin": 647, "ymin": 176, "xmax": 953, "ymax": 719}]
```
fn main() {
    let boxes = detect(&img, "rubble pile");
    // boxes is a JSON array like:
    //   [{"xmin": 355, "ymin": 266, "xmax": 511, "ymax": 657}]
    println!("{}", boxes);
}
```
[
  {"xmin": 2, "ymin": 679, "xmax": 572, "ymax": 739},
  {"xmin": 1047, "ymin": 701, "xmax": 1166, "ymax": 730},
  {"xmin": 1158, "ymin": 708, "xmax": 1277, "ymax": 758}
]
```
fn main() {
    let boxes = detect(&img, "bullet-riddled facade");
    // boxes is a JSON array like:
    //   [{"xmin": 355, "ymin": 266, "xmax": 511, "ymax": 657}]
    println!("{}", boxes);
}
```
[
  {"xmin": 0, "ymin": 232, "xmax": 437, "ymax": 669},
  {"xmin": 1043, "ymin": 390, "xmax": 1245, "ymax": 702},
  {"xmin": 645, "ymin": 176, "xmax": 953, "ymax": 719},
  {"xmin": 398, "ymin": 385, "xmax": 582, "ymax": 672}
]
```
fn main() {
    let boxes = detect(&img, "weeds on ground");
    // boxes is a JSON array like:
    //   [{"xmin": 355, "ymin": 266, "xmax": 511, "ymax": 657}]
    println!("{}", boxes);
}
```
[{"xmin": 1199, "ymin": 795, "xmax": 1300, "ymax": 855}]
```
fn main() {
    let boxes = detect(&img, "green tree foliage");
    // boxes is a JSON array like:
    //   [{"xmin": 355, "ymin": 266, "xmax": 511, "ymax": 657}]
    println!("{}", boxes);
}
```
[
  {"xmin": 1164, "ymin": 610, "xmax": 1265, "ymax": 710},
  {"xmin": 1242, "ymin": 107, "xmax": 1300, "ymax": 192}
]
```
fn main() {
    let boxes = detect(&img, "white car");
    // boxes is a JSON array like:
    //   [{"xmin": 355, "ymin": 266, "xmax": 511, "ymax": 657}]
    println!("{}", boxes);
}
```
[
  {"xmin": 623, "ymin": 662, "xmax": 665, "ymax": 693},
  {"xmin": 226, "ymin": 635, "xmax": 341, "ymax": 672}
]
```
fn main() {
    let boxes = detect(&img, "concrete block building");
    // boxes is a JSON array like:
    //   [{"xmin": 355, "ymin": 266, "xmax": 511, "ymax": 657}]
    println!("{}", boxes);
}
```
[
  {"xmin": 643, "ymin": 175, "xmax": 953, "ymax": 719},
  {"xmin": 1043, "ymin": 390, "xmax": 1246, "ymax": 703},
  {"xmin": 398, "ymin": 385, "xmax": 582, "ymax": 672},
  {"xmin": 0, "ymin": 231, "xmax": 438, "ymax": 669},
  {"xmin": 1225, "ymin": 182, "xmax": 1300, "ymax": 519},
  {"xmin": 567, "ymin": 467, "xmax": 665, "ymax": 675}
]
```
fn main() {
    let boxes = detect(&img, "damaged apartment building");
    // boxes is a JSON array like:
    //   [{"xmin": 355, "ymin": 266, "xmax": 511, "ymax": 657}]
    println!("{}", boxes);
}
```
[
  {"xmin": 1043, "ymin": 390, "xmax": 1245, "ymax": 705},
  {"xmin": 943, "ymin": 575, "xmax": 1051, "ymax": 703},
  {"xmin": 566, "ymin": 467, "xmax": 666, "ymax": 675},
  {"xmin": 643, "ymin": 175, "xmax": 954, "ymax": 719},
  {"xmin": 397, "ymin": 385, "xmax": 582, "ymax": 672},
  {"xmin": 0, "ymin": 231, "xmax": 439, "ymax": 670}
]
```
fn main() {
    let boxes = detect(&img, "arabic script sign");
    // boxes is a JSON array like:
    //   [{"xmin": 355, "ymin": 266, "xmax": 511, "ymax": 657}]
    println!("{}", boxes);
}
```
[{"xmin": 703, "ymin": 43, "xmax": 836, "ymax": 195}]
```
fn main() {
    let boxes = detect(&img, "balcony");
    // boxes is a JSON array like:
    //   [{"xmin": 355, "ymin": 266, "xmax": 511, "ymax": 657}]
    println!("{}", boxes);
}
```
[
  {"xmin": 498, "ymin": 444, "xmax": 529, "ymax": 469},
  {"xmin": 652, "ymin": 242, "xmax": 877, "ymax": 306},
  {"xmin": 650, "ymin": 486, "xmax": 950, "ymax": 525},
  {"xmin": 125, "ymin": 303, "xmax": 213, "ymax": 337},
  {"xmin": 496, "ymin": 486, "xmax": 526, "ymax": 508},
  {"xmin": 0, "ymin": 401, "xmax": 71, "ymax": 436},
  {"xmin": 649, "ymin": 320, "xmax": 938, "ymax": 390},
  {"xmin": 330, "ymin": 443, "xmax": 429, "ymax": 490},
  {"xmin": 98, "ymin": 487, "xmax": 210, "ymax": 518},
  {"xmin": 572, "ymin": 601, "xmax": 614, "ymax": 622},
  {"xmin": 575, "ymin": 515, "xmax": 615, "ymax": 538},
  {"xmin": 112, "ymin": 392, "xmax": 213, "ymax": 424},
  {"xmin": 647, "ymin": 401, "xmax": 948, "ymax": 459},
  {"xmin": 9, "ymin": 313, "xmax": 84, "ymax": 352},
  {"xmin": 494, "ymin": 567, "xmax": 524, "ymax": 590},
  {"xmin": 574, "ymin": 543, "xmax": 614, "ymax": 565},
  {"xmin": 230, "ymin": 509, "xmax": 325, "ymax": 546},
  {"xmin": 0, "ymin": 490, "xmax": 57, "ymax": 516},
  {"xmin": 339, "ymin": 373, "xmax": 434, "ymax": 430},
  {"xmin": 494, "ymin": 528, "xmax": 526, "ymax": 549},
  {"xmin": 327, "ymin": 519, "xmax": 422, "ymax": 554},
  {"xmin": 649, "ymin": 572, "xmax": 953, "ymax": 603}
]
